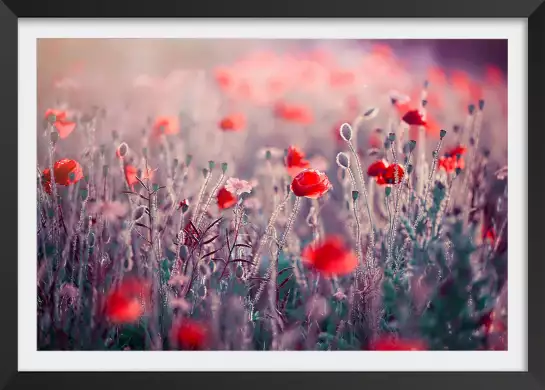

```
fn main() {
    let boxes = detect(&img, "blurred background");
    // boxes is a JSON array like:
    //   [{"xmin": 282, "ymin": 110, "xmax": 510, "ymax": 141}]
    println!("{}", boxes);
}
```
[{"xmin": 37, "ymin": 39, "xmax": 508, "ymax": 180}]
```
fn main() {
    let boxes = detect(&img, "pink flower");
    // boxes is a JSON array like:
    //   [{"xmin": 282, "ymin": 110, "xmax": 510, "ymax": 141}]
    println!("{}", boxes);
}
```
[{"xmin": 225, "ymin": 177, "xmax": 253, "ymax": 196}]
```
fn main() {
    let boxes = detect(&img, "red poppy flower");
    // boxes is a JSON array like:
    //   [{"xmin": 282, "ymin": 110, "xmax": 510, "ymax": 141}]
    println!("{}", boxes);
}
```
[
  {"xmin": 44, "ymin": 108, "xmax": 76, "ymax": 139},
  {"xmin": 370, "ymin": 336, "xmax": 427, "ymax": 351},
  {"xmin": 274, "ymin": 102, "xmax": 313, "ymax": 125},
  {"xmin": 173, "ymin": 319, "xmax": 209, "ymax": 350},
  {"xmin": 402, "ymin": 109, "xmax": 427, "ymax": 126},
  {"xmin": 438, "ymin": 145, "xmax": 467, "ymax": 173},
  {"xmin": 367, "ymin": 159, "xmax": 389, "ymax": 177},
  {"xmin": 301, "ymin": 236, "xmax": 357, "ymax": 276},
  {"xmin": 152, "ymin": 116, "xmax": 179, "ymax": 137},
  {"xmin": 105, "ymin": 278, "xmax": 151, "ymax": 324},
  {"xmin": 217, "ymin": 187, "xmax": 237, "ymax": 210},
  {"xmin": 124, "ymin": 165, "xmax": 154, "ymax": 189},
  {"xmin": 178, "ymin": 199, "xmax": 189, "ymax": 211},
  {"xmin": 482, "ymin": 224, "xmax": 496, "ymax": 243},
  {"xmin": 382, "ymin": 163, "xmax": 405, "ymax": 184},
  {"xmin": 286, "ymin": 145, "xmax": 311, "ymax": 177},
  {"xmin": 446, "ymin": 145, "xmax": 467, "ymax": 157},
  {"xmin": 438, "ymin": 156, "xmax": 456, "ymax": 173},
  {"xmin": 219, "ymin": 113, "xmax": 246, "ymax": 131},
  {"xmin": 291, "ymin": 169, "xmax": 332, "ymax": 199},
  {"xmin": 376, "ymin": 175, "xmax": 387, "ymax": 185},
  {"xmin": 41, "ymin": 158, "xmax": 84, "ymax": 194}
]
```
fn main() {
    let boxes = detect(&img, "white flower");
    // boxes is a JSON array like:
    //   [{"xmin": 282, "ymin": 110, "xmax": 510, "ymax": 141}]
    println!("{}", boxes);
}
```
[{"xmin": 225, "ymin": 177, "xmax": 253, "ymax": 196}]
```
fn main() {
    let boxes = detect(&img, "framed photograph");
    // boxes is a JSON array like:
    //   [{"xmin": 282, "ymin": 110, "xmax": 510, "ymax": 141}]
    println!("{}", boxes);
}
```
[{"xmin": 1, "ymin": 0, "xmax": 542, "ymax": 388}]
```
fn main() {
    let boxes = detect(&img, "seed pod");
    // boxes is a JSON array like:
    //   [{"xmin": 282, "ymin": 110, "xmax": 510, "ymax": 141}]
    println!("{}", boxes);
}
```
[
  {"xmin": 132, "ymin": 205, "xmax": 147, "ymax": 222},
  {"xmin": 116, "ymin": 142, "xmax": 129, "ymax": 158},
  {"xmin": 339, "ymin": 123, "xmax": 353, "ymax": 142},
  {"xmin": 336, "ymin": 152, "xmax": 350, "ymax": 169}
]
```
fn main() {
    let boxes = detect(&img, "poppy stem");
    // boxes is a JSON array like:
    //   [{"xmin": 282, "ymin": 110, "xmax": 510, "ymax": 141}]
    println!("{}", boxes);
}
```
[
  {"xmin": 413, "ymin": 137, "xmax": 444, "ymax": 230},
  {"xmin": 346, "ymin": 141, "xmax": 376, "ymax": 265},
  {"xmin": 196, "ymin": 172, "xmax": 225, "ymax": 230},
  {"xmin": 386, "ymin": 149, "xmax": 413, "ymax": 267},
  {"xmin": 247, "ymin": 191, "xmax": 290, "ymax": 281},
  {"xmin": 192, "ymin": 168, "xmax": 212, "ymax": 226},
  {"xmin": 252, "ymin": 195, "xmax": 300, "ymax": 306},
  {"xmin": 352, "ymin": 197, "xmax": 363, "ymax": 268}
]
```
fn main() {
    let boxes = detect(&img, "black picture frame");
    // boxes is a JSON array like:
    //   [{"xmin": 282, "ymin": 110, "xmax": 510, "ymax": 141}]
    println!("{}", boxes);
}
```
[{"xmin": 0, "ymin": 0, "xmax": 541, "ymax": 389}]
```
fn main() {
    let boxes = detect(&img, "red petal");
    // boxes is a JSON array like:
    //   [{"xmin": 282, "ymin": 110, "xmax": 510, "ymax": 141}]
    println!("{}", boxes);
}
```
[
  {"xmin": 302, "ymin": 236, "xmax": 357, "ymax": 276},
  {"xmin": 217, "ymin": 187, "xmax": 237, "ymax": 210},
  {"xmin": 367, "ymin": 159, "xmax": 389, "ymax": 177},
  {"xmin": 55, "ymin": 120, "xmax": 76, "ymax": 139},
  {"xmin": 402, "ymin": 109, "xmax": 427, "ymax": 126}
]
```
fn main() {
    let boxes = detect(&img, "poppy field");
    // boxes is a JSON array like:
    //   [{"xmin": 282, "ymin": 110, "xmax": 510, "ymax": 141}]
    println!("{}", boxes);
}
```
[{"xmin": 36, "ymin": 40, "xmax": 508, "ymax": 351}]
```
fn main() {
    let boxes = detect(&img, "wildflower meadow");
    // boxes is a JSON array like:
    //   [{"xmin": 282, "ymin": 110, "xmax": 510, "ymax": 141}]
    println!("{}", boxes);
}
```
[{"xmin": 36, "ymin": 39, "xmax": 508, "ymax": 351}]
